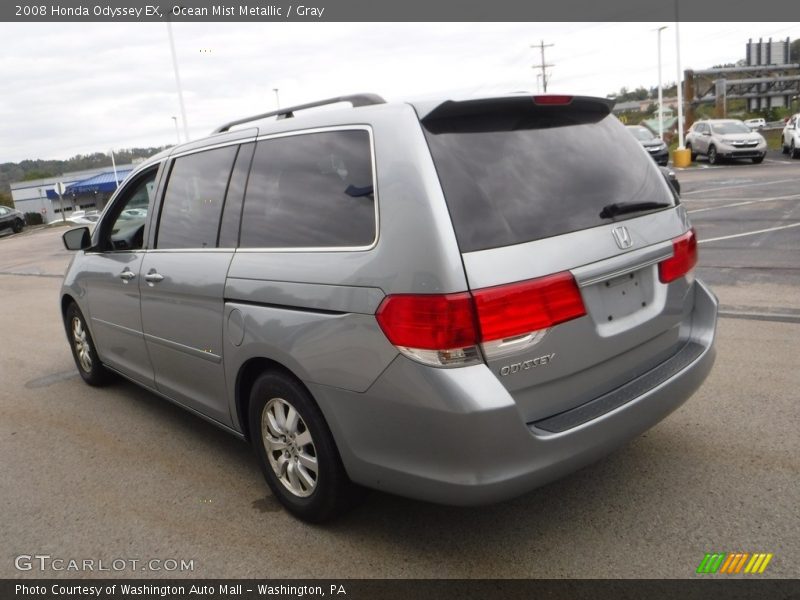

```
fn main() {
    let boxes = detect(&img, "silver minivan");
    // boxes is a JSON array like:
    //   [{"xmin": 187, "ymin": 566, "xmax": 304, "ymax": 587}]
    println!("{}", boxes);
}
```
[{"xmin": 61, "ymin": 93, "xmax": 717, "ymax": 522}]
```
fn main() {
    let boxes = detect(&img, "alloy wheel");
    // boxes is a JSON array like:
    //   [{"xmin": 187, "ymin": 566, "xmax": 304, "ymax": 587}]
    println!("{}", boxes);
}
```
[
  {"xmin": 261, "ymin": 397, "xmax": 319, "ymax": 498},
  {"xmin": 71, "ymin": 316, "xmax": 93, "ymax": 372}
]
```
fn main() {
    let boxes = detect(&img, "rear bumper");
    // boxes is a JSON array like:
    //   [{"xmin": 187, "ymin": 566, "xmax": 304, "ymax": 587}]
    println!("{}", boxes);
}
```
[{"xmin": 310, "ymin": 280, "xmax": 718, "ymax": 506}]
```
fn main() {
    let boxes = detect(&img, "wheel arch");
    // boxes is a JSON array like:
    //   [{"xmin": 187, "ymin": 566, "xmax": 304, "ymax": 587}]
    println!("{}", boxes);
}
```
[{"xmin": 235, "ymin": 357, "xmax": 312, "ymax": 442}]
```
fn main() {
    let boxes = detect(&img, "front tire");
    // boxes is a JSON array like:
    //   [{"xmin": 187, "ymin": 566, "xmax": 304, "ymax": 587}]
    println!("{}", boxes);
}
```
[
  {"xmin": 707, "ymin": 145, "xmax": 719, "ymax": 165},
  {"xmin": 792, "ymin": 141, "xmax": 799, "ymax": 159},
  {"xmin": 751, "ymin": 156, "xmax": 764, "ymax": 164},
  {"xmin": 248, "ymin": 371, "xmax": 362, "ymax": 523},
  {"xmin": 65, "ymin": 303, "xmax": 113, "ymax": 386},
  {"xmin": 12, "ymin": 219, "xmax": 24, "ymax": 234}
]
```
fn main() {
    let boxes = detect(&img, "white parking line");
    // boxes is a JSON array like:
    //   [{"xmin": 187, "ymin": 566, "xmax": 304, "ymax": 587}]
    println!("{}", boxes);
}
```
[
  {"xmin": 687, "ymin": 194, "xmax": 800, "ymax": 214},
  {"xmin": 698, "ymin": 222, "xmax": 800, "ymax": 244},
  {"xmin": 681, "ymin": 178, "xmax": 798, "ymax": 196}
]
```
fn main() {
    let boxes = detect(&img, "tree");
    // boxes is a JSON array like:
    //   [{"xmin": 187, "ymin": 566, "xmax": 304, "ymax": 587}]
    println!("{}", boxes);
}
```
[{"xmin": 0, "ymin": 190, "xmax": 13, "ymax": 208}]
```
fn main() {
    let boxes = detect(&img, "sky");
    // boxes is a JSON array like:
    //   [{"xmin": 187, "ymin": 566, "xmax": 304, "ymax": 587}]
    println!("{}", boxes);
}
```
[{"xmin": 1, "ymin": 21, "xmax": 798, "ymax": 163}]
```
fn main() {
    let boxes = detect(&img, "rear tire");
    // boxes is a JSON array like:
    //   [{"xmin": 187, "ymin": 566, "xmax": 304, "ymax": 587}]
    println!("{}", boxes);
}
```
[
  {"xmin": 707, "ymin": 145, "xmax": 718, "ymax": 165},
  {"xmin": 685, "ymin": 143, "xmax": 697, "ymax": 161},
  {"xmin": 65, "ymin": 303, "xmax": 114, "ymax": 386},
  {"xmin": 248, "ymin": 370, "xmax": 363, "ymax": 523}
]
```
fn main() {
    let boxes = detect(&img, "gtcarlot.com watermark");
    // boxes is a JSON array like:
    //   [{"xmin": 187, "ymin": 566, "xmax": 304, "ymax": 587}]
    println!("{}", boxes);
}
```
[{"xmin": 14, "ymin": 554, "xmax": 195, "ymax": 573}]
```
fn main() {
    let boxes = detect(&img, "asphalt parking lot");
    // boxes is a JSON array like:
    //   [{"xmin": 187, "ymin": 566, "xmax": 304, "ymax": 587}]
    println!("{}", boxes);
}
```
[{"xmin": 1, "ymin": 157, "xmax": 798, "ymax": 579}]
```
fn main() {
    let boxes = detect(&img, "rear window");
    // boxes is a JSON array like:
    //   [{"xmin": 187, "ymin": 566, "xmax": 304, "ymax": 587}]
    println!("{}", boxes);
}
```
[{"xmin": 422, "ymin": 101, "xmax": 675, "ymax": 253}]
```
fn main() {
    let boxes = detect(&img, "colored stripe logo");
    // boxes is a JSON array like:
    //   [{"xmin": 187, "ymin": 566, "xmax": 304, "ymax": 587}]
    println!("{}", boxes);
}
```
[{"xmin": 696, "ymin": 553, "xmax": 773, "ymax": 574}]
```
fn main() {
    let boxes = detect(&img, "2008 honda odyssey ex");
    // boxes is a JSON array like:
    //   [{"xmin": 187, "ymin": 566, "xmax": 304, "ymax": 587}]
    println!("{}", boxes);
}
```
[{"xmin": 61, "ymin": 93, "xmax": 717, "ymax": 522}]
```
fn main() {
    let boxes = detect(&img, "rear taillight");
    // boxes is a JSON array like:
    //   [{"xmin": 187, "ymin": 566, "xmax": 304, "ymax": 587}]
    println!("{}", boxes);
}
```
[
  {"xmin": 375, "ymin": 293, "xmax": 480, "ymax": 367},
  {"xmin": 659, "ymin": 228, "xmax": 698, "ymax": 283},
  {"xmin": 473, "ymin": 272, "xmax": 586, "ymax": 341},
  {"xmin": 375, "ymin": 272, "xmax": 586, "ymax": 367}
]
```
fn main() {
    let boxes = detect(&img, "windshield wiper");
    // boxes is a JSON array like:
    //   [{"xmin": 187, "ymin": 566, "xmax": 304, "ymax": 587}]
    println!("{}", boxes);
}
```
[{"xmin": 599, "ymin": 201, "xmax": 671, "ymax": 219}]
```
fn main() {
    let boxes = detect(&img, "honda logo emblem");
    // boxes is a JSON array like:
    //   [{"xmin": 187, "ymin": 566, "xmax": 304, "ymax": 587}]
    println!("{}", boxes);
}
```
[{"xmin": 612, "ymin": 226, "xmax": 633, "ymax": 249}]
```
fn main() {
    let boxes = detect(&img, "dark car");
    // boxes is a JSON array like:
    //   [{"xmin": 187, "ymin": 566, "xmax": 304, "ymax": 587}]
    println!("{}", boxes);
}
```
[
  {"xmin": 0, "ymin": 206, "xmax": 26, "ymax": 234},
  {"xmin": 659, "ymin": 166, "xmax": 680, "ymax": 195},
  {"xmin": 627, "ymin": 125, "xmax": 669, "ymax": 166}
]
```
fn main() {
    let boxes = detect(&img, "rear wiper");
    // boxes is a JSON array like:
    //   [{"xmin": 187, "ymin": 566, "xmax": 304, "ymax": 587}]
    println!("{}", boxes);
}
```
[{"xmin": 599, "ymin": 201, "xmax": 671, "ymax": 219}]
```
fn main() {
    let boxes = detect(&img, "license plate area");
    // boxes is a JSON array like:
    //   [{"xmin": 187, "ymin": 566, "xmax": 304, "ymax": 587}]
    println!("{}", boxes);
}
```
[{"xmin": 589, "ymin": 270, "xmax": 648, "ymax": 323}]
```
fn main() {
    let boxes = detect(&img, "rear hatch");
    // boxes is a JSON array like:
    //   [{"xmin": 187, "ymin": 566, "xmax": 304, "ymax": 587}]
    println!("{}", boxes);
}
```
[{"xmin": 418, "ymin": 95, "xmax": 697, "ymax": 424}]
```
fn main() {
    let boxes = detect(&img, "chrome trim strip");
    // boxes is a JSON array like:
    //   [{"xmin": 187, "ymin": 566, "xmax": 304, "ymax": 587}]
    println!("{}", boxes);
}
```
[
  {"xmin": 143, "ymin": 333, "xmax": 222, "ymax": 364},
  {"xmin": 572, "ymin": 240, "xmax": 674, "ymax": 288},
  {"xmin": 92, "ymin": 318, "xmax": 144, "ymax": 337},
  {"xmin": 237, "ymin": 125, "xmax": 380, "ymax": 253},
  {"xmin": 169, "ymin": 134, "xmax": 259, "ymax": 160}
]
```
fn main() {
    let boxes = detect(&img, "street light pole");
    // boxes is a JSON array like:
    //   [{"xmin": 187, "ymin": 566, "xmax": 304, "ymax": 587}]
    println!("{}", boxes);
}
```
[
  {"xmin": 171, "ymin": 116, "xmax": 180, "ymax": 144},
  {"xmin": 167, "ymin": 20, "xmax": 190, "ymax": 143},
  {"xmin": 273, "ymin": 88, "xmax": 280, "ymax": 109},
  {"xmin": 109, "ymin": 149, "xmax": 119, "ymax": 190},
  {"xmin": 655, "ymin": 26, "xmax": 668, "ymax": 140},
  {"xmin": 675, "ymin": 9, "xmax": 685, "ymax": 148}
]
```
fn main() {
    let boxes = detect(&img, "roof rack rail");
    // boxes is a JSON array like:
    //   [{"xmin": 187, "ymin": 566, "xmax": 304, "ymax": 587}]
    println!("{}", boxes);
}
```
[{"xmin": 212, "ymin": 93, "xmax": 386, "ymax": 134}]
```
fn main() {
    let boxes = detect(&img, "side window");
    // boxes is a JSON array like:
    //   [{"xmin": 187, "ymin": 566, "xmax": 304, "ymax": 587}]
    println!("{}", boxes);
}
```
[
  {"xmin": 103, "ymin": 169, "xmax": 157, "ymax": 251},
  {"xmin": 239, "ymin": 129, "xmax": 376, "ymax": 249},
  {"xmin": 156, "ymin": 145, "xmax": 238, "ymax": 249}
]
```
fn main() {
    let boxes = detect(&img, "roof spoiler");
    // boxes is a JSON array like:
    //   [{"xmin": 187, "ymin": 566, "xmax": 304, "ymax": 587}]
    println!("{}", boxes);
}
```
[
  {"xmin": 212, "ymin": 93, "xmax": 386, "ymax": 134},
  {"xmin": 421, "ymin": 95, "xmax": 614, "ymax": 122},
  {"xmin": 420, "ymin": 95, "xmax": 615, "ymax": 134}
]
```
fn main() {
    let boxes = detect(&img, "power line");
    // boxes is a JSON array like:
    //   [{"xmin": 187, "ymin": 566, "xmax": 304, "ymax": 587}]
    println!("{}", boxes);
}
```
[{"xmin": 531, "ymin": 40, "xmax": 554, "ymax": 92}]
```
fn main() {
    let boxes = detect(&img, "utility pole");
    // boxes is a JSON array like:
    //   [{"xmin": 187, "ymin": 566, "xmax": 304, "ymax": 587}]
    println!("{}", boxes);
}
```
[{"xmin": 531, "ymin": 41, "xmax": 554, "ymax": 93}]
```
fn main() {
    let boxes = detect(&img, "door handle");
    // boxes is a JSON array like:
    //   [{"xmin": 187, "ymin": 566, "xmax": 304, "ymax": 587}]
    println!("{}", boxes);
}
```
[
  {"xmin": 144, "ymin": 270, "xmax": 164, "ymax": 285},
  {"xmin": 118, "ymin": 269, "xmax": 136, "ymax": 282}
]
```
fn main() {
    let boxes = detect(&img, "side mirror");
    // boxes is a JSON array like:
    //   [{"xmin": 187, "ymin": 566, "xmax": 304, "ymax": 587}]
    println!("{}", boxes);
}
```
[{"xmin": 62, "ymin": 226, "xmax": 92, "ymax": 251}]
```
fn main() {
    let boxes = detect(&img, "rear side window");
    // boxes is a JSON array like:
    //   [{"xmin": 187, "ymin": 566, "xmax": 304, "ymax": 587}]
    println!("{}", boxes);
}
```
[
  {"xmin": 239, "ymin": 129, "xmax": 375, "ymax": 249},
  {"xmin": 422, "ymin": 101, "xmax": 675, "ymax": 253},
  {"xmin": 156, "ymin": 145, "xmax": 238, "ymax": 249}
]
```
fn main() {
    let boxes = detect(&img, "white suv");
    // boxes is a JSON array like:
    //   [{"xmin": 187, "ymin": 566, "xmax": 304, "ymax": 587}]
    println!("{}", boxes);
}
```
[
  {"xmin": 685, "ymin": 119, "xmax": 767, "ymax": 165},
  {"xmin": 782, "ymin": 113, "xmax": 800, "ymax": 158}
]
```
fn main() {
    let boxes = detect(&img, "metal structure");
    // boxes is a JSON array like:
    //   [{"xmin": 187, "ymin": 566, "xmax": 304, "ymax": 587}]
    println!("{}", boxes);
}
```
[{"xmin": 681, "ymin": 38, "xmax": 798, "ymax": 123}]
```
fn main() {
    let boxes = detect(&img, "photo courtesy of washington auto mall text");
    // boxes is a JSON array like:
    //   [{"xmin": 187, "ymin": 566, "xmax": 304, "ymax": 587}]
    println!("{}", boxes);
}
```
[{"xmin": 14, "ymin": 583, "xmax": 348, "ymax": 598}]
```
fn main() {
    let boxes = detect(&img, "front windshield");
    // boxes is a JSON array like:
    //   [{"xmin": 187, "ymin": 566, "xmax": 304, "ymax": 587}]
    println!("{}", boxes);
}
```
[
  {"xmin": 712, "ymin": 122, "xmax": 751, "ymax": 134},
  {"xmin": 628, "ymin": 126, "xmax": 655, "ymax": 141}
]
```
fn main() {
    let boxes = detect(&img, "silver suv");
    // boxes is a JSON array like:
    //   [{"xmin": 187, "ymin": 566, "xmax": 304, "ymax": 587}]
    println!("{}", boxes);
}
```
[
  {"xmin": 781, "ymin": 113, "xmax": 800, "ymax": 158},
  {"xmin": 61, "ymin": 93, "xmax": 718, "ymax": 522},
  {"xmin": 685, "ymin": 119, "xmax": 767, "ymax": 164}
]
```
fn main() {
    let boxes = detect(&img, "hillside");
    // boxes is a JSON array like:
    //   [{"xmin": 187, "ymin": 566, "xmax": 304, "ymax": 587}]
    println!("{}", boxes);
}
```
[{"xmin": 0, "ymin": 147, "xmax": 167, "ymax": 207}]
